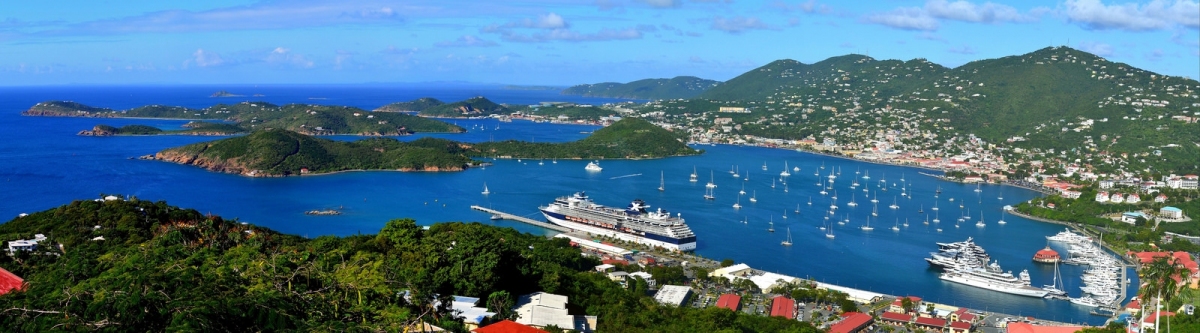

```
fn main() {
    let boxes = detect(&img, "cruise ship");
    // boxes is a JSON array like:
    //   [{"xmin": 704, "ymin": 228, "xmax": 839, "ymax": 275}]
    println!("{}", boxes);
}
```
[
  {"xmin": 540, "ymin": 192, "xmax": 698, "ymax": 251},
  {"xmin": 940, "ymin": 261, "xmax": 1049, "ymax": 298}
]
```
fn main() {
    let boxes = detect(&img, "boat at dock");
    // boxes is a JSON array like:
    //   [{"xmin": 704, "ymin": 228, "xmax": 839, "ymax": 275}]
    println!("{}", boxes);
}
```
[
  {"xmin": 940, "ymin": 261, "xmax": 1048, "ymax": 298},
  {"xmin": 539, "ymin": 192, "xmax": 697, "ymax": 251}
]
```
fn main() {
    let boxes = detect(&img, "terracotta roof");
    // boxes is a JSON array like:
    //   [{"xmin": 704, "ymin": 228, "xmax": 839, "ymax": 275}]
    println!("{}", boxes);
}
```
[
  {"xmin": 769, "ymin": 296, "xmax": 795, "ymax": 318},
  {"xmin": 1004, "ymin": 322, "xmax": 1086, "ymax": 333},
  {"xmin": 829, "ymin": 312, "xmax": 873, "ymax": 333},
  {"xmin": 0, "ymin": 267, "xmax": 23, "ymax": 296},
  {"xmin": 958, "ymin": 312, "xmax": 976, "ymax": 322},
  {"xmin": 915, "ymin": 316, "xmax": 947, "ymax": 327},
  {"xmin": 1143, "ymin": 311, "xmax": 1175, "ymax": 324},
  {"xmin": 880, "ymin": 312, "xmax": 912, "ymax": 322},
  {"xmin": 715, "ymin": 294, "xmax": 741, "ymax": 311},
  {"xmin": 1126, "ymin": 299, "xmax": 1140, "ymax": 309},
  {"xmin": 950, "ymin": 321, "xmax": 972, "ymax": 329},
  {"xmin": 1034, "ymin": 247, "xmax": 1060, "ymax": 259},
  {"xmin": 472, "ymin": 320, "xmax": 550, "ymax": 333}
]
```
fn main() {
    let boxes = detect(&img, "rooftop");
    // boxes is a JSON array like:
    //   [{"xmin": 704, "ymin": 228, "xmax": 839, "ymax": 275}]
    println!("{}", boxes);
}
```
[
  {"xmin": 653, "ymin": 285, "xmax": 691, "ymax": 306},
  {"xmin": 829, "ymin": 312, "xmax": 873, "ymax": 333},
  {"xmin": 769, "ymin": 296, "xmax": 795, "ymax": 318},
  {"xmin": 0, "ymin": 267, "xmax": 23, "ymax": 296},
  {"xmin": 715, "ymin": 294, "xmax": 741, "ymax": 311},
  {"xmin": 472, "ymin": 320, "xmax": 549, "ymax": 333}
]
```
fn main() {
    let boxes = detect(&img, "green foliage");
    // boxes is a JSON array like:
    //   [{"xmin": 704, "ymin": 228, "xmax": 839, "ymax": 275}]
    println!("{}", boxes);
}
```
[
  {"xmin": 419, "ymin": 97, "xmax": 510, "ymax": 118},
  {"xmin": 472, "ymin": 118, "xmax": 698, "ymax": 159},
  {"xmin": 562, "ymin": 76, "xmax": 721, "ymax": 100},
  {"xmin": 0, "ymin": 199, "xmax": 818, "ymax": 332},
  {"xmin": 161, "ymin": 129, "xmax": 475, "ymax": 176},
  {"xmin": 374, "ymin": 97, "xmax": 445, "ymax": 112},
  {"xmin": 527, "ymin": 105, "xmax": 614, "ymax": 121}
]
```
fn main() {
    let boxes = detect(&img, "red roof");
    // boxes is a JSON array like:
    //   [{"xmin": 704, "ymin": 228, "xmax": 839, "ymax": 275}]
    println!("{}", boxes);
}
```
[
  {"xmin": 1129, "ymin": 251, "xmax": 1199, "ymax": 276},
  {"xmin": 958, "ymin": 312, "xmax": 976, "ymax": 322},
  {"xmin": 915, "ymin": 316, "xmax": 947, "ymax": 327},
  {"xmin": 770, "ymin": 296, "xmax": 795, "ymax": 318},
  {"xmin": 472, "ymin": 320, "xmax": 550, "ymax": 333},
  {"xmin": 1143, "ymin": 311, "xmax": 1175, "ymax": 324},
  {"xmin": 880, "ymin": 311, "xmax": 912, "ymax": 322},
  {"xmin": 829, "ymin": 312, "xmax": 873, "ymax": 333},
  {"xmin": 1126, "ymin": 299, "xmax": 1141, "ymax": 309},
  {"xmin": 0, "ymin": 267, "xmax": 23, "ymax": 296},
  {"xmin": 950, "ymin": 321, "xmax": 972, "ymax": 329},
  {"xmin": 1034, "ymin": 247, "xmax": 1060, "ymax": 259},
  {"xmin": 1005, "ymin": 322, "xmax": 1086, "ymax": 333},
  {"xmin": 601, "ymin": 259, "xmax": 628, "ymax": 266},
  {"xmin": 715, "ymin": 294, "xmax": 741, "ymax": 311}
]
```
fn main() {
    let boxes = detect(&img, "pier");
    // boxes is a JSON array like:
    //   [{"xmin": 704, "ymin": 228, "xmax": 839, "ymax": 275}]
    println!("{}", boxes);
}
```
[{"xmin": 470, "ymin": 205, "xmax": 572, "ymax": 233}]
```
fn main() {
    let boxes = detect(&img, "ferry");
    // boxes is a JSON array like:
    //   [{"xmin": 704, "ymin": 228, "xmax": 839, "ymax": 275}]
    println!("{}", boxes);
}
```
[{"xmin": 540, "ymin": 192, "xmax": 697, "ymax": 251}]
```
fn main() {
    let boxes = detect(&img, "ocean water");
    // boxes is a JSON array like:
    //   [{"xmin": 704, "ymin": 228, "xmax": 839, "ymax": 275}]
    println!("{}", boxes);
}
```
[{"xmin": 0, "ymin": 85, "xmax": 1133, "ymax": 325}]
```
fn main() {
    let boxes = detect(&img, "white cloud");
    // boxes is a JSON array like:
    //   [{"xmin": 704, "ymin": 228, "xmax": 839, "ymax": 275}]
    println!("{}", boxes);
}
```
[
  {"xmin": 947, "ymin": 45, "xmax": 977, "ymax": 54},
  {"xmin": 267, "ymin": 47, "xmax": 315, "ymax": 68},
  {"xmin": 1064, "ymin": 0, "xmax": 1199, "ymax": 31},
  {"xmin": 711, "ymin": 16, "xmax": 777, "ymax": 34},
  {"xmin": 482, "ymin": 13, "xmax": 569, "ymax": 32},
  {"xmin": 866, "ymin": 7, "xmax": 940, "ymax": 31},
  {"xmin": 1076, "ymin": 41, "xmax": 1116, "ymax": 56},
  {"xmin": 435, "ymin": 35, "xmax": 499, "ymax": 47},
  {"xmin": 500, "ymin": 27, "xmax": 643, "ymax": 43},
  {"xmin": 191, "ymin": 49, "xmax": 225, "ymax": 67},
  {"xmin": 639, "ymin": 0, "xmax": 681, "ymax": 8}
]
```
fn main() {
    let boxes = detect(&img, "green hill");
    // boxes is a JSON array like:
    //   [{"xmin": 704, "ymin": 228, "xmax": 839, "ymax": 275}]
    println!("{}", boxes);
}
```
[
  {"xmin": 0, "ymin": 198, "xmax": 820, "ymax": 332},
  {"xmin": 79, "ymin": 122, "xmax": 246, "ymax": 136},
  {"xmin": 471, "ymin": 117, "xmax": 698, "ymax": 159},
  {"xmin": 418, "ymin": 97, "xmax": 510, "ymax": 118},
  {"xmin": 24, "ymin": 101, "xmax": 464, "ymax": 135},
  {"xmin": 374, "ymin": 97, "xmax": 445, "ymax": 112},
  {"xmin": 153, "ymin": 129, "xmax": 476, "ymax": 176},
  {"xmin": 562, "ymin": 76, "xmax": 721, "ymax": 100}
]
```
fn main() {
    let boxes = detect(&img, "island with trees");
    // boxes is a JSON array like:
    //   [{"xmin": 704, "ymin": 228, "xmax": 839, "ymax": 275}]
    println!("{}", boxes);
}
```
[
  {"xmin": 24, "ymin": 100, "xmax": 465, "ymax": 136},
  {"xmin": 0, "ymin": 197, "xmax": 820, "ymax": 332},
  {"xmin": 373, "ymin": 97, "xmax": 445, "ymax": 112},
  {"xmin": 78, "ymin": 122, "xmax": 246, "ymax": 136}
]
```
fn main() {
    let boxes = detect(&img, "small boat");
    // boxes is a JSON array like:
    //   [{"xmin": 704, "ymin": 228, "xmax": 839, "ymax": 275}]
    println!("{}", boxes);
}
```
[
  {"xmin": 847, "ymin": 193, "xmax": 858, "ymax": 207},
  {"xmin": 891, "ymin": 219, "xmax": 900, "ymax": 231},
  {"xmin": 871, "ymin": 191, "xmax": 879, "ymax": 203},
  {"xmin": 998, "ymin": 210, "xmax": 1008, "ymax": 225},
  {"xmin": 482, "ymin": 183, "xmax": 490, "ymax": 195},
  {"xmin": 780, "ymin": 161, "xmax": 791, "ymax": 177},
  {"xmin": 733, "ymin": 194, "xmax": 742, "ymax": 209},
  {"xmin": 690, "ymin": 166, "xmax": 698, "ymax": 182},
  {"xmin": 889, "ymin": 197, "xmax": 899, "ymax": 210},
  {"xmin": 793, "ymin": 166, "xmax": 799, "ymax": 172},
  {"xmin": 772, "ymin": 178, "xmax": 776, "ymax": 189},
  {"xmin": 552, "ymin": 158, "xmax": 557, "ymax": 164},
  {"xmin": 795, "ymin": 203, "xmax": 801, "ymax": 214},
  {"xmin": 784, "ymin": 184, "xmax": 788, "ymax": 193},
  {"xmin": 768, "ymin": 219, "xmax": 775, "ymax": 233},
  {"xmin": 975, "ymin": 211, "xmax": 985, "ymax": 227},
  {"xmin": 783, "ymin": 209, "xmax": 788, "ymax": 219},
  {"xmin": 862, "ymin": 170, "xmax": 870, "ymax": 180},
  {"xmin": 749, "ymin": 190, "xmax": 757, "ymax": 203},
  {"xmin": 872, "ymin": 203, "xmax": 879, "ymax": 217},
  {"xmin": 782, "ymin": 228, "xmax": 793, "ymax": 246},
  {"xmin": 585, "ymin": 161, "xmax": 602, "ymax": 171},
  {"xmin": 918, "ymin": 205, "xmax": 924, "ymax": 214},
  {"xmin": 740, "ymin": 183, "xmax": 747, "ymax": 195},
  {"xmin": 974, "ymin": 183, "xmax": 982, "ymax": 193},
  {"xmin": 490, "ymin": 214, "xmax": 503, "ymax": 220},
  {"xmin": 903, "ymin": 218, "xmax": 909, "ymax": 227},
  {"xmin": 807, "ymin": 197, "xmax": 813, "ymax": 205},
  {"xmin": 763, "ymin": 161, "xmax": 768, "ymax": 171},
  {"xmin": 704, "ymin": 171, "xmax": 716, "ymax": 200},
  {"xmin": 658, "ymin": 171, "xmax": 665, "ymax": 192},
  {"xmin": 819, "ymin": 162, "xmax": 825, "ymax": 170},
  {"xmin": 732, "ymin": 165, "xmax": 740, "ymax": 178},
  {"xmin": 826, "ymin": 223, "xmax": 835, "ymax": 239},
  {"xmin": 861, "ymin": 217, "xmax": 874, "ymax": 231}
]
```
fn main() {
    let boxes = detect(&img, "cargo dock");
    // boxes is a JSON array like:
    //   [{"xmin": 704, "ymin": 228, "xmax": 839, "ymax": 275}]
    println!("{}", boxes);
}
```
[{"xmin": 470, "ymin": 205, "xmax": 572, "ymax": 233}]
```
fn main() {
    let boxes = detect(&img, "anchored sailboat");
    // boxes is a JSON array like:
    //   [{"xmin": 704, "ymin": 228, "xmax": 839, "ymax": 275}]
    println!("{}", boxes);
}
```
[
  {"xmin": 690, "ymin": 166, "xmax": 698, "ymax": 182},
  {"xmin": 658, "ymin": 171, "xmax": 665, "ymax": 192},
  {"xmin": 481, "ymin": 183, "xmax": 490, "ymax": 195},
  {"xmin": 782, "ymin": 228, "xmax": 793, "ymax": 246}
]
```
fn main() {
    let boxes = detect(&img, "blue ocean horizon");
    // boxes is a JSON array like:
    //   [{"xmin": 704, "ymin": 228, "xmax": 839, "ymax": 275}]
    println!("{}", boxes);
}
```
[{"xmin": 0, "ymin": 85, "xmax": 1133, "ymax": 325}]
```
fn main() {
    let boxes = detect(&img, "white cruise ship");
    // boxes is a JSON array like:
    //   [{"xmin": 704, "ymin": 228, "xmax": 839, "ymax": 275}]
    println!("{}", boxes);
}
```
[
  {"xmin": 939, "ymin": 261, "xmax": 1048, "ymax": 298},
  {"xmin": 540, "ymin": 192, "xmax": 697, "ymax": 251}
]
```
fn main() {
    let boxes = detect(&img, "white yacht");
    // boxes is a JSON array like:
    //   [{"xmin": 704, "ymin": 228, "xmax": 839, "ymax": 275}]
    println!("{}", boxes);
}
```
[{"xmin": 585, "ymin": 161, "xmax": 602, "ymax": 171}]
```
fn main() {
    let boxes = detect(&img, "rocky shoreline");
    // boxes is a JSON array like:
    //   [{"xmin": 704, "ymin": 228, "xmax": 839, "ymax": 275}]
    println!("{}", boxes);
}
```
[{"xmin": 142, "ymin": 150, "xmax": 468, "ymax": 177}]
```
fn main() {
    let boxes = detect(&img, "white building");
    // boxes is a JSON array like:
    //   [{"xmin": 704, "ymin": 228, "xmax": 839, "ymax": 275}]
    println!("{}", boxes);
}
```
[
  {"xmin": 1161, "ymin": 207, "xmax": 1184, "ymax": 220},
  {"xmin": 653, "ymin": 285, "xmax": 692, "ymax": 307},
  {"xmin": 1096, "ymin": 192, "xmax": 1110, "ymax": 203},
  {"xmin": 1110, "ymin": 193, "xmax": 1125, "ymax": 204},
  {"xmin": 1126, "ymin": 194, "xmax": 1141, "ymax": 204},
  {"xmin": 513, "ymin": 292, "xmax": 597, "ymax": 332},
  {"xmin": 628, "ymin": 271, "xmax": 656, "ymax": 288},
  {"xmin": 6, "ymin": 234, "xmax": 47, "ymax": 253}
]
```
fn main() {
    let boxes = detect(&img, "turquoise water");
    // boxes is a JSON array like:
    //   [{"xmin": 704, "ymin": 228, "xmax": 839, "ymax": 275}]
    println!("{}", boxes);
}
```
[{"xmin": 0, "ymin": 86, "xmax": 1134, "ymax": 325}]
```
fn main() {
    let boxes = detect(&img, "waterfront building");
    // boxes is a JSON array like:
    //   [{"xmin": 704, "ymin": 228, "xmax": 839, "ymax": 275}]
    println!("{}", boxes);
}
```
[
  {"xmin": 828, "ymin": 312, "xmax": 873, "ymax": 333},
  {"xmin": 887, "ymin": 296, "xmax": 922, "ymax": 314},
  {"xmin": 1160, "ymin": 206, "xmax": 1184, "ymax": 220},
  {"xmin": 1004, "ymin": 322, "xmax": 1085, "ymax": 333},
  {"xmin": 769, "ymin": 296, "xmax": 795, "ymax": 319},
  {"xmin": 715, "ymin": 294, "xmax": 741, "ymax": 312},
  {"xmin": 1127, "ymin": 251, "xmax": 1200, "ymax": 286},
  {"xmin": 879, "ymin": 311, "xmax": 912, "ymax": 325},
  {"xmin": 913, "ymin": 316, "xmax": 948, "ymax": 331},
  {"xmin": 653, "ymin": 285, "xmax": 692, "ymax": 307},
  {"xmin": 1032, "ymin": 247, "xmax": 1061, "ymax": 263}
]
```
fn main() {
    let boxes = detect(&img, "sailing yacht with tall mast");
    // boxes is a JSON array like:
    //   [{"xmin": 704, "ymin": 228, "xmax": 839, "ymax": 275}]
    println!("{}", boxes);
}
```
[
  {"xmin": 690, "ymin": 166, "xmax": 698, "ymax": 182},
  {"xmin": 861, "ymin": 217, "xmax": 875, "ymax": 231},
  {"xmin": 704, "ymin": 171, "xmax": 716, "ymax": 200},
  {"xmin": 482, "ymin": 183, "xmax": 490, "ymax": 195},
  {"xmin": 782, "ymin": 228, "xmax": 793, "ymax": 246},
  {"xmin": 780, "ymin": 161, "xmax": 791, "ymax": 177},
  {"xmin": 847, "ymin": 193, "xmax": 858, "ymax": 207},
  {"xmin": 658, "ymin": 171, "xmax": 665, "ymax": 192},
  {"xmin": 749, "ymin": 190, "xmax": 757, "ymax": 203}
]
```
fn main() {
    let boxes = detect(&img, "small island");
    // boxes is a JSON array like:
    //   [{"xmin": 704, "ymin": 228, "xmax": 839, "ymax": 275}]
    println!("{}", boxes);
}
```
[
  {"xmin": 78, "ymin": 122, "xmax": 245, "ymax": 136},
  {"xmin": 210, "ymin": 90, "xmax": 244, "ymax": 97},
  {"xmin": 26, "ymin": 100, "xmax": 465, "ymax": 135},
  {"xmin": 373, "ymin": 97, "xmax": 444, "ymax": 112},
  {"xmin": 149, "ymin": 118, "xmax": 700, "ymax": 177}
]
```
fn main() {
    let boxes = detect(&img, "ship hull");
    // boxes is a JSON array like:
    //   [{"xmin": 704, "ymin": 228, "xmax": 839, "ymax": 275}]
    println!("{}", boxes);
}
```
[
  {"xmin": 541, "ymin": 210, "xmax": 697, "ymax": 251},
  {"xmin": 940, "ymin": 273, "xmax": 1048, "ymax": 298}
]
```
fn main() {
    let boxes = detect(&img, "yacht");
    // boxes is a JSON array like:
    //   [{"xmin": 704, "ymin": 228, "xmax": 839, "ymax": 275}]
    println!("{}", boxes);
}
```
[
  {"xmin": 847, "ymin": 194, "xmax": 858, "ymax": 207},
  {"xmin": 782, "ymin": 228, "xmax": 793, "ymax": 246},
  {"xmin": 689, "ymin": 166, "xmax": 698, "ymax": 182},
  {"xmin": 939, "ymin": 261, "xmax": 1048, "ymax": 298},
  {"xmin": 889, "ymin": 197, "xmax": 899, "ymax": 210},
  {"xmin": 780, "ymin": 161, "xmax": 791, "ymax": 177},
  {"xmin": 861, "ymin": 217, "xmax": 874, "ymax": 231},
  {"xmin": 749, "ymin": 190, "xmax": 758, "ymax": 203},
  {"xmin": 482, "ymin": 183, "xmax": 490, "ymax": 195},
  {"xmin": 585, "ymin": 161, "xmax": 602, "ymax": 171}
]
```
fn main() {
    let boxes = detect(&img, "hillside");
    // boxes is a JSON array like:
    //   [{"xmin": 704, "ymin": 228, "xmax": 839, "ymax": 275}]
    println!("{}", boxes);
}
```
[
  {"xmin": 373, "ymin": 97, "xmax": 445, "ymax": 112},
  {"xmin": 562, "ymin": 76, "xmax": 720, "ymax": 100},
  {"xmin": 23, "ymin": 101, "xmax": 464, "ymax": 135},
  {"xmin": 152, "ymin": 129, "xmax": 476, "ymax": 176},
  {"xmin": 78, "ymin": 122, "xmax": 245, "ymax": 136},
  {"xmin": 471, "ymin": 117, "xmax": 699, "ymax": 159},
  {"xmin": 418, "ymin": 96, "xmax": 510, "ymax": 118},
  {"xmin": 0, "ymin": 198, "xmax": 819, "ymax": 332}
]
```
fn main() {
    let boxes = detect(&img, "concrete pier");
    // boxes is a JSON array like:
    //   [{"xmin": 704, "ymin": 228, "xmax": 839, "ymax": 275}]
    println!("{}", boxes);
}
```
[{"xmin": 470, "ymin": 205, "xmax": 572, "ymax": 233}]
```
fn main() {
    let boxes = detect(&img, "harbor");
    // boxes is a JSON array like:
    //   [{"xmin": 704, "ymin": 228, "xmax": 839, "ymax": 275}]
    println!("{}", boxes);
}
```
[{"xmin": 469, "ymin": 205, "xmax": 572, "ymax": 233}]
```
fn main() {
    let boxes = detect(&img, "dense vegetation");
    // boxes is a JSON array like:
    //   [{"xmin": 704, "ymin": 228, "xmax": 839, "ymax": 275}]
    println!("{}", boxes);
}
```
[
  {"xmin": 24, "ymin": 101, "xmax": 464, "ymax": 135},
  {"xmin": 472, "ymin": 118, "xmax": 699, "ymax": 159},
  {"xmin": 0, "ymin": 198, "xmax": 819, "ymax": 332},
  {"xmin": 419, "ymin": 97, "xmax": 511, "ymax": 118},
  {"xmin": 87, "ymin": 122, "xmax": 245, "ymax": 135},
  {"xmin": 158, "ymin": 129, "xmax": 476, "ymax": 176},
  {"xmin": 374, "ymin": 97, "xmax": 445, "ymax": 112},
  {"xmin": 1016, "ymin": 187, "xmax": 1200, "ymax": 252},
  {"xmin": 562, "ymin": 76, "xmax": 721, "ymax": 100},
  {"xmin": 524, "ymin": 105, "xmax": 616, "ymax": 122}
]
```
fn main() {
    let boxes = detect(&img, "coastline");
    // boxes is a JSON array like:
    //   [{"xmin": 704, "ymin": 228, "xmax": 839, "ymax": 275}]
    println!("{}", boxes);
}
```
[{"xmin": 1006, "ymin": 208, "xmax": 1137, "ymax": 265}]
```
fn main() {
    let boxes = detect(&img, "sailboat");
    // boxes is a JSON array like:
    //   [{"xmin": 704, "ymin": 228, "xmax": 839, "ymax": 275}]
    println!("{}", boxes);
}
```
[
  {"xmin": 704, "ymin": 171, "xmax": 716, "ymax": 200},
  {"xmin": 538, "ymin": 159, "xmax": 544, "ymax": 165},
  {"xmin": 871, "ymin": 191, "xmax": 879, "ymax": 203},
  {"xmin": 733, "ymin": 194, "xmax": 742, "ymax": 209},
  {"xmin": 933, "ymin": 210, "xmax": 940, "ymax": 223},
  {"xmin": 1044, "ymin": 260, "xmax": 1068, "ymax": 298},
  {"xmin": 749, "ymin": 190, "xmax": 757, "ymax": 203},
  {"xmin": 975, "ymin": 211, "xmax": 985, "ymax": 227},
  {"xmin": 826, "ymin": 223, "xmax": 835, "ymax": 239},
  {"xmin": 552, "ymin": 158, "xmax": 557, "ymax": 164},
  {"xmin": 782, "ymin": 228, "xmax": 793, "ymax": 246},
  {"xmin": 831, "ymin": 190, "xmax": 838, "ymax": 201},
  {"xmin": 795, "ymin": 203, "xmax": 801, "ymax": 214},
  {"xmin": 918, "ymin": 205, "xmax": 924, "ymax": 214},
  {"xmin": 740, "ymin": 183, "xmax": 746, "ymax": 195},
  {"xmin": 783, "ymin": 209, "xmax": 788, "ymax": 219},
  {"xmin": 998, "ymin": 210, "xmax": 1008, "ymax": 225},
  {"xmin": 763, "ymin": 161, "xmax": 768, "ymax": 171},
  {"xmin": 819, "ymin": 161, "xmax": 825, "ymax": 170},
  {"xmin": 903, "ymin": 218, "xmax": 910, "ymax": 227},
  {"xmin": 658, "ymin": 171, "xmax": 665, "ymax": 192},
  {"xmin": 793, "ymin": 166, "xmax": 799, "ymax": 172},
  {"xmin": 744, "ymin": 172, "xmax": 749, "ymax": 182},
  {"xmin": 690, "ymin": 166, "xmax": 698, "ymax": 182},
  {"xmin": 780, "ymin": 161, "xmax": 791, "ymax": 177},
  {"xmin": 481, "ymin": 183, "xmax": 490, "ymax": 195},
  {"xmin": 861, "ymin": 217, "xmax": 874, "ymax": 231},
  {"xmin": 768, "ymin": 218, "xmax": 775, "ymax": 232},
  {"xmin": 732, "ymin": 165, "xmax": 740, "ymax": 178},
  {"xmin": 891, "ymin": 219, "xmax": 900, "ymax": 231},
  {"xmin": 889, "ymin": 197, "xmax": 899, "ymax": 210},
  {"xmin": 871, "ymin": 203, "xmax": 878, "ymax": 217},
  {"xmin": 807, "ymin": 197, "xmax": 813, "ymax": 205},
  {"xmin": 862, "ymin": 170, "xmax": 870, "ymax": 180},
  {"xmin": 847, "ymin": 193, "xmax": 858, "ymax": 207},
  {"xmin": 784, "ymin": 184, "xmax": 788, "ymax": 193},
  {"xmin": 771, "ymin": 178, "xmax": 776, "ymax": 189},
  {"xmin": 974, "ymin": 182, "xmax": 982, "ymax": 193},
  {"xmin": 933, "ymin": 201, "xmax": 939, "ymax": 211}
]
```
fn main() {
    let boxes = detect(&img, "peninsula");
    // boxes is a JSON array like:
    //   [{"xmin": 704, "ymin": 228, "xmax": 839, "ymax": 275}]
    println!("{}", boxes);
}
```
[
  {"xmin": 78, "ymin": 122, "xmax": 245, "ymax": 136},
  {"xmin": 150, "ymin": 118, "xmax": 699, "ymax": 176},
  {"xmin": 24, "ymin": 100, "xmax": 464, "ymax": 135}
]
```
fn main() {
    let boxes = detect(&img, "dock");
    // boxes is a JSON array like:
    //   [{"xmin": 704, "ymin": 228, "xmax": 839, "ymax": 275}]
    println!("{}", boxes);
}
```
[{"xmin": 470, "ymin": 205, "xmax": 572, "ymax": 233}]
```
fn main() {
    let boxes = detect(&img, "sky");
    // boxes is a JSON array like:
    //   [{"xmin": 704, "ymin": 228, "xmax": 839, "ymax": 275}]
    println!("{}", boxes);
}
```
[{"xmin": 1, "ymin": 0, "xmax": 1197, "ymax": 86}]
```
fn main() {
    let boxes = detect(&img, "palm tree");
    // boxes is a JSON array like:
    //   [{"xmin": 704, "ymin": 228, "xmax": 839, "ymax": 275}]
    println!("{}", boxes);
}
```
[{"xmin": 1139, "ymin": 255, "xmax": 1192, "ymax": 304}]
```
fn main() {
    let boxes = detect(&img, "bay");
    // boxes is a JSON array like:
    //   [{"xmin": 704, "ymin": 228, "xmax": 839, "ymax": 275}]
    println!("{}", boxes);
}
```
[{"xmin": 0, "ymin": 85, "xmax": 1134, "ymax": 325}]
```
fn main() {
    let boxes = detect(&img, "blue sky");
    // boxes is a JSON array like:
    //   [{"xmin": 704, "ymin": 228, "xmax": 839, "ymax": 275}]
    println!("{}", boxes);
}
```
[{"xmin": 1, "ymin": 0, "xmax": 1197, "ymax": 86}]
